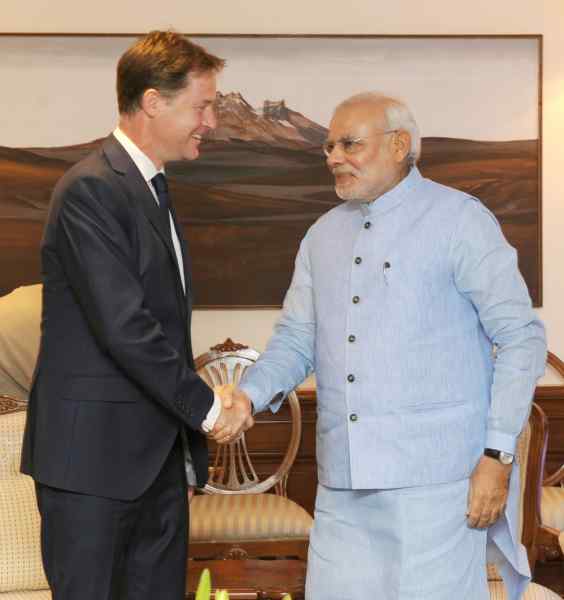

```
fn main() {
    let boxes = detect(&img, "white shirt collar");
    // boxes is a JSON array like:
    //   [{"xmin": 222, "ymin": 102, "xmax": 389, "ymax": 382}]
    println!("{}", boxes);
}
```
[{"xmin": 113, "ymin": 127, "xmax": 164, "ymax": 184}]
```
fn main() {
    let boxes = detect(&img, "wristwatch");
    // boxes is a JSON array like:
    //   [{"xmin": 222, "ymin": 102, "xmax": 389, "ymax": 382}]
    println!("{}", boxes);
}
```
[{"xmin": 484, "ymin": 448, "xmax": 514, "ymax": 465}]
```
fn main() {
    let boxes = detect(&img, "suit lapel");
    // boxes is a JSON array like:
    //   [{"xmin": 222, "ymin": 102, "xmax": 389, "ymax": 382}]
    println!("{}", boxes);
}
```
[{"xmin": 102, "ymin": 135, "xmax": 186, "ymax": 306}]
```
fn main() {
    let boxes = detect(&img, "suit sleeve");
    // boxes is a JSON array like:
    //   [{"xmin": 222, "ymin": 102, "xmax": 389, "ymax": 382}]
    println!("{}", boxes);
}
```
[{"xmin": 54, "ymin": 175, "xmax": 213, "ymax": 431}]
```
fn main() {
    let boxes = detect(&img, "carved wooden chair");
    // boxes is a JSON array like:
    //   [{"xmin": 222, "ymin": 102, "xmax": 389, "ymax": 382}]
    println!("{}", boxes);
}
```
[
  {"xmin": 536, "ymin": 352, "xmax": 564, "ymax": 563},
  {"xmin": 487, "ymin": 403, "xmax": 562, "ymax": 599},
  {"xmin": 189, "ymin": 339, "xmax": 313, "ymax": 560}
]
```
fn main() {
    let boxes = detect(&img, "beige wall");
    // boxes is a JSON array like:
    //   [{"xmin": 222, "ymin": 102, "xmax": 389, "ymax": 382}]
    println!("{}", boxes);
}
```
[{"xmin": 3, "ymin": 1, "xmax": 564, "ymax": 366}]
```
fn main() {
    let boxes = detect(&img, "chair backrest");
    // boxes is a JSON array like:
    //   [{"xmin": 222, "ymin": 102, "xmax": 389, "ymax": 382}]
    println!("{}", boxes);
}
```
[
  {"xmin": 539, "ymin": 352, "xmax": 564, "ymax": 489},
  {"xmin": 546, "ymin": 351, "xmax": 564, "ymax": 382},
  {"xmin": 0, "ymin": 284, "xmax": 42, "ymax": 401},
  {"xmin": 195, "ymin": 338, "xmax": 302, "ymax": 496}
]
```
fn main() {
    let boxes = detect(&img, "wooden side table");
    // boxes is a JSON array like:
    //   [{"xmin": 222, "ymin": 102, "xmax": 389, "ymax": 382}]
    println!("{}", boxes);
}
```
[{"xmin": 186, "ymin": 559, "xmax": 306, "ymax": 600}]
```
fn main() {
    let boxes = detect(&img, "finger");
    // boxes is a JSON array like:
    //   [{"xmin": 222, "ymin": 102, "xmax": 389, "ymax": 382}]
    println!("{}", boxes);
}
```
[
  {"xmin": 213, "ymin": 430, "xmax": 232, "ymax": 444},
  {"xmin": 212, "ymin": 424, "xmax": 233, "ymax": 441},
  {"xmin": 221, "ymin": 389, "xmax": 233, "ymax": 409},
  {"xmin": 466, "ymin": 482, "xmax": 475, "ymax": 521},
  {"xmin": 476, "ymin": 510, "xmax": 493, "ymax": 529},
  {"xmin": 244, "ymin": 415, "xmax": 254, "ymax": 430},
  {"xmin": 215, "ymin": 436, "xmax": 232, "ymax": 445},
  {"xmin": 467, "ymin": 495, "xmax": 485, "ymax": 528},
  {"xmin": 476, "ymin": 494, "xmax": 502, "ymax": 528},
  {"xmin": 489, "ymin": 500, "xmax": 507, "ymax": 526},
  {"xmin": 213, "ymin": 424, "xmax": 234, "ymax": 444}
]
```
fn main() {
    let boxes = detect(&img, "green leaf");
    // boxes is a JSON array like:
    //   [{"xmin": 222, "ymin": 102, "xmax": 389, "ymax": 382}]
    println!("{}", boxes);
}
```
[
  {"xmin": 195, "ymin": 568, "xmax": 211, "ymax": 600},
  {"xmin": 215, "ymin": 589, "xmax": 230, "ymax": 600}
]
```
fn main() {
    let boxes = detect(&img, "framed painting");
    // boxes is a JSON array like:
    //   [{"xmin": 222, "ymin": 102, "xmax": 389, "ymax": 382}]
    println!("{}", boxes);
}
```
[{"xmin": 0, "ymin": 34, "xmax": 542, "ymax": 306}]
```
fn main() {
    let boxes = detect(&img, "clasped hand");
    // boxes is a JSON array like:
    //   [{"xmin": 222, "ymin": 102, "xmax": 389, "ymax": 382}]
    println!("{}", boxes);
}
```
[{"xmin": 210, "ymin": 384, "xmax": 254, "ymax": 444}]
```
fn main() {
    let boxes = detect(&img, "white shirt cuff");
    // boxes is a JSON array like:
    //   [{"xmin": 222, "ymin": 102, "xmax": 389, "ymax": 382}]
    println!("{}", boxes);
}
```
[{"xmin": 201, "ymin": 392, "xmax": 221, "ymax": 433}]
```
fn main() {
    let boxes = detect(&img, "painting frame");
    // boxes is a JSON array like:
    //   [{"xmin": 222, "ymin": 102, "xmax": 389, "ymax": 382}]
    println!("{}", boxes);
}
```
[{"xmin": 0, "ymin": 33, "xmax": 543, "ymax": 307}]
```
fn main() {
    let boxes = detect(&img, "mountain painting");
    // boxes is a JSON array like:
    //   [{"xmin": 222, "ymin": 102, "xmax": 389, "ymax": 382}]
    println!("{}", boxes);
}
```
[{"xmin": 0, "ymin": 36, "xmax": 541, "ymax": 306}]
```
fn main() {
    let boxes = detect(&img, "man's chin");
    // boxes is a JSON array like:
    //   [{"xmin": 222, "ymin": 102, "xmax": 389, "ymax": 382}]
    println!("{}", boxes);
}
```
[
  {"xmin": 182, "ymin": 145, "xmax": 200, "ymax": 161},
  {"xmin": 335, "ymin": 185, "xmax": 357, "ymax": 201}
]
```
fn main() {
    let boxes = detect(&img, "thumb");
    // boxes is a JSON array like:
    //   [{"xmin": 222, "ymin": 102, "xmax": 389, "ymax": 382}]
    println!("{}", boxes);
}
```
[{"xmin": 214, "ymin": 384, "xmax": 234, "ymax": 409}]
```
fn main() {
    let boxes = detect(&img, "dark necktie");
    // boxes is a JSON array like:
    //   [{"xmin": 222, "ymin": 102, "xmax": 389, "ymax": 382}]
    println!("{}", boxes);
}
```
[
  {"xmin": 151, "ymin": 173, "xmax": 186, "ymax": 290},
  {"xmin": 151, "ymin": 173, "xmax": 172, "ymax": 230}
]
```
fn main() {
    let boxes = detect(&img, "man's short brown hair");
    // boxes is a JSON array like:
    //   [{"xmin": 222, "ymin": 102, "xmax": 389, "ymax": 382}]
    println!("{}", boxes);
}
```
[{"xmin": 117, "ymin": 30, "xmax": 225, "ymax": 115}]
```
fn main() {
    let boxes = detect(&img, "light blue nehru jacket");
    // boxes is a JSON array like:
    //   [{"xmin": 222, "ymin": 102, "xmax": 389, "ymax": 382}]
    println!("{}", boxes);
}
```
[{"xmin": 239, "ymin": 167, "xmax": 546, "ymax": 596}]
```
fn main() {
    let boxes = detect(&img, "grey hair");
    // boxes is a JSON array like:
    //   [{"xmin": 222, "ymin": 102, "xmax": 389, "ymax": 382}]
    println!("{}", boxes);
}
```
[{"xmin": 335, "ymin": 93, "xmax": 421, "ymax": 166}]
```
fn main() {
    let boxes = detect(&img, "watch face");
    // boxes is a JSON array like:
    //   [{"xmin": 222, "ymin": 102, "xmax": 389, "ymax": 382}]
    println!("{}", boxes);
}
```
[{"xmin": 499, "ymin": 451, "xmax": 514, "ymax": 465}]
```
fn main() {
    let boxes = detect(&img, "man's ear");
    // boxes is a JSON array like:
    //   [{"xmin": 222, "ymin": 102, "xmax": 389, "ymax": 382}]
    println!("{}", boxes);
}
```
[
  {"xmin": 393, "ymin": 130, "xmax": 411, "ymax": 164},
  {"xmin": 139, "ymin": 88, "xmax": 162, "ymax": 118}
]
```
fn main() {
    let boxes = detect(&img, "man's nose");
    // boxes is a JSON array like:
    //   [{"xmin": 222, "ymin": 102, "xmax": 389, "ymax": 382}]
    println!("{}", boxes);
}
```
[
  {"xmin": 203, "ymin": 105, "xmax": 217, "ymax": 130},
  {"xmin": 326, "ymin": 144, "xmax": 346, "ymax": 169}
]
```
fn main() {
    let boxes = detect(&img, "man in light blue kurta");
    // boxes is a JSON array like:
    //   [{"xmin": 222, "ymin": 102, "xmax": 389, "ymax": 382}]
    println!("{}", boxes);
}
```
[{"xmin": 218, "ymin": 94, "xmax": 546, "ymax": 599}]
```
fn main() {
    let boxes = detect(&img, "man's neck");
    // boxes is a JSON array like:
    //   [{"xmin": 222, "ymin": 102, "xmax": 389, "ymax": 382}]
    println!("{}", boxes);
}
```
[
  {"xmin": 369, "ymin": 165, "xmax": 410, "ymax": 203},
  {"xmin": 118, "ymin": 116, "xmax": 163, "ymax": 170}
]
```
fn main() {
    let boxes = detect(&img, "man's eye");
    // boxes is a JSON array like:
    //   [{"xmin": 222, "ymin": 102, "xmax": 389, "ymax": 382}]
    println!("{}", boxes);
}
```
[{"xmin": 342, "ymin": 140, "xmax": 358, "ymax": 152}]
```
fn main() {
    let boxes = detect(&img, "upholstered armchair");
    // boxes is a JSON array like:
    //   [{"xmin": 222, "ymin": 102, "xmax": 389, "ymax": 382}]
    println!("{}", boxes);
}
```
[
  {"xmin": 190, "ymin": 339, "xmax": 313, "ymax": 560},
  {"xmin": 0, "ymin": 396, "xmax": 51, "ymax": 599}
]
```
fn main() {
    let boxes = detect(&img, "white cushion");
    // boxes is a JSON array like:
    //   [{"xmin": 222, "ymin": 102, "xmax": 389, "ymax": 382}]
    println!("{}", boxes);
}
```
[
  {"xmin": 0, "ymin": 591, "xmax": 51, "ymax": 599},
  {"xmin": 541, "ymin": 486, "xmax": 564, "ymax": 531},
  {"xmin": 0, "ymin": 410, "xmax": 48, "ymax": 593},
  {"xmin": 190, "ymin": 493, "xmax": 312, "ymax": 542},
  {"xmin": 0, "ymin": 285, "xmax": 42, "ymax": 399},
  {"xmin": 488, "ymin": 581, "xmax": 562, "ymax": 599}
]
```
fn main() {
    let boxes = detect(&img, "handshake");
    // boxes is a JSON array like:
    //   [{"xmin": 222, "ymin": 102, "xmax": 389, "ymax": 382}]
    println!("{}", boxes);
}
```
[{"xmin": 209, "ymin": 384, "xmax": 254, "ymax": 445}]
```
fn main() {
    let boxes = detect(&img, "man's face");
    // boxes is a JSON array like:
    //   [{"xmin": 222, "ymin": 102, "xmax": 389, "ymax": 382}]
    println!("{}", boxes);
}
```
[
  {"xmin": 326, "ymin": 102, "xmax": 403, "ymax": 202},
  {"xmin": 151, "ymin": 71, "xmax": 218, "ymax": 163}
]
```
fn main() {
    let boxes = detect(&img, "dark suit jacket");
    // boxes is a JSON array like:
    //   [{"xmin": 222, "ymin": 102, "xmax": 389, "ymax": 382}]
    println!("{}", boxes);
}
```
[{"xmin": 21, "ymin": 134, "xmax": 214, "ymax": 500}]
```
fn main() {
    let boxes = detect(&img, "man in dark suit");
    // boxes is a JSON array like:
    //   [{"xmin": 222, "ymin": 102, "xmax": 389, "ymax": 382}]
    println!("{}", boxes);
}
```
[{"xmin": 21, "ymin": 31, "xmax": 252, "ymax": 600}]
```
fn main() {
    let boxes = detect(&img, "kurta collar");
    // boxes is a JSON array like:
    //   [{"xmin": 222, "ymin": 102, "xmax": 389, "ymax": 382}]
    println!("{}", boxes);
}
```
[{"xmin": 359, "ymin": 166, "xmax": 423, "ymax": 217}]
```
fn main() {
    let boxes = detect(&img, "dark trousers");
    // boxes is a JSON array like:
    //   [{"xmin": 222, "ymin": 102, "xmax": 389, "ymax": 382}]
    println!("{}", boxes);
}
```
[{"xmin": 35, "ymin": 437, "xmax": 188, "ymax": 600}]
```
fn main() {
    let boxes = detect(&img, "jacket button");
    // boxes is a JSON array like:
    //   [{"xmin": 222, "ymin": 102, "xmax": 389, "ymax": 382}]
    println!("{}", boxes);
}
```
[
  {"xmin": 348, "ymin": 334, "xmax": 356, "ymax": 343},
  {"xmin": 350, "ymin": 413, "xmax": 358, "ymax": 422},
  {"xmin": 347, "ymin": 374, "xmax": 355, "ymax": 382},
  {"xmin": 355, "ymin": 256, "xmax": 362, "ymax": 265},
  {"xmin": 364, "ymin": 222, "xmax": 371, "ymax": 229},
  {"xmin": 352, "ymin": 296, "xmax": 360, "ymax": 304}
]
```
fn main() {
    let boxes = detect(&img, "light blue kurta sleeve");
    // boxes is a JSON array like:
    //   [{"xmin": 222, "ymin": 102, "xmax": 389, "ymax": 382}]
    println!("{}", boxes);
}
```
[
  {"xmin": 239, "ymin": 234, "xmax": 316, "ymax": 413},
  {"xmin": 450, "ymin": 198, "xmax": 546, "ymax": 455}
]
